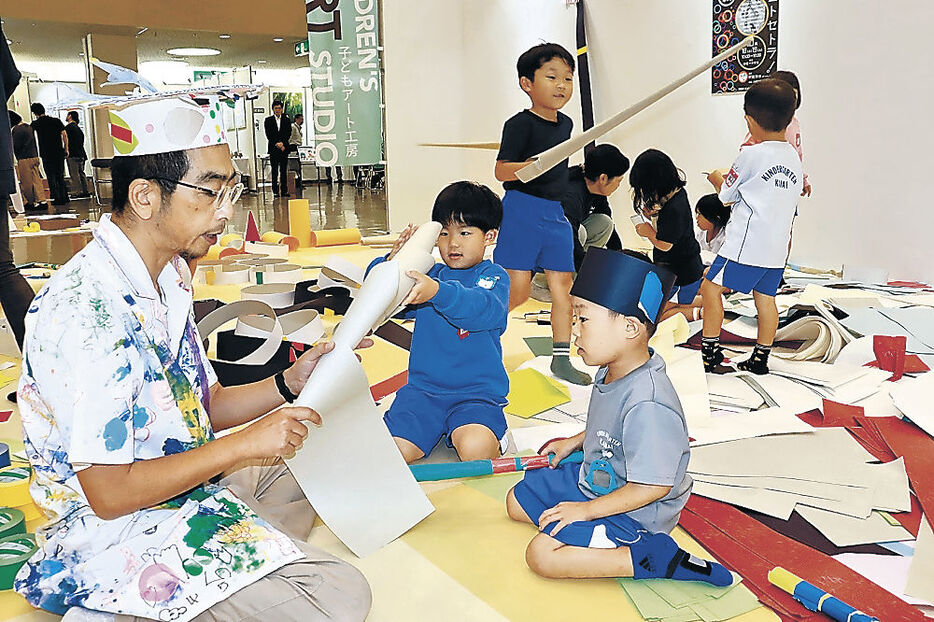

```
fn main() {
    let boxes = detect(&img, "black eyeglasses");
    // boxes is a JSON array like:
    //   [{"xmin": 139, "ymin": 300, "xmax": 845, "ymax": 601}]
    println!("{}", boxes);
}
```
[{"xmin": 152, "ymin": 177, "xmax": 244, "ymax": 208}]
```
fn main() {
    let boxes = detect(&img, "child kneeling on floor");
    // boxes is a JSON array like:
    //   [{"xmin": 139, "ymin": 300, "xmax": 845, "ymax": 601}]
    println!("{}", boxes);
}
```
[
  {"xmin": 367, "ymin": 181, "xmax": 510, "ymax": 464},
  {"xmin": 505, "ymin": 248, "xmax": 731, "ymax": 586}
]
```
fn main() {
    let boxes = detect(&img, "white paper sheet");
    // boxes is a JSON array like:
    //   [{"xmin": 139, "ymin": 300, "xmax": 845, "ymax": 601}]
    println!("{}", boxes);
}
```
[
  {"xmin": 287, "ymin": 345, "xmax": 434, "ymax": 556},
  {"xmin": 688, "ymin": 407, "xmax": 813, "ymax": 447},
  {"xmin": 906, "ymin": 517, "xmax": 934, "ymax": 603},
  {"xmin": 509, "ymin": 422, "xmax": 586, "ymax": 453},
  {"xmin": 691, "ymin": 479, "xmax": 798, "ymax": 520},
  {"xmin": 833, "ymin": 553, "xmax": 932, "ymax": 607},
  {"xmin": 796, "ymin": 506, "xmax": 913, "ymax": 547},
  {"xmin": 890, "ymin": 373, "xmax": 934, "ymax": 438}
]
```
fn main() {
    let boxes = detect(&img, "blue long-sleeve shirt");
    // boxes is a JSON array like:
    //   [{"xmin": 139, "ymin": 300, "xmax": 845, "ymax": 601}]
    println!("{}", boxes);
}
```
[{"xmin": 367, "ymin": 256, "xmax": 510, "ymax": 399}]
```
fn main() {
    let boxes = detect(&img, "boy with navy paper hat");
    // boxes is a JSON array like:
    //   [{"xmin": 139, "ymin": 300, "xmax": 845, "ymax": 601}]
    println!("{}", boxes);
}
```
[{"xmin": 505, "ymin": 248, "xmax": 732, "ymax": 586}]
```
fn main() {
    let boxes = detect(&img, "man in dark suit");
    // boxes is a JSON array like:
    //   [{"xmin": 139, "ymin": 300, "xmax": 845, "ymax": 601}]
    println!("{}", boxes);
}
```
[{"xmin": 264, "ymin": 100, "xmax": 291, "ymax": 197}]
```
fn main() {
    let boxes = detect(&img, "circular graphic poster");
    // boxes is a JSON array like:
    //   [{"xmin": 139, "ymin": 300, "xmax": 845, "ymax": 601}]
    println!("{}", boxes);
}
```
[{"xmin": 711, "ymin": 0, "xmax": 778, "ymax": 94}]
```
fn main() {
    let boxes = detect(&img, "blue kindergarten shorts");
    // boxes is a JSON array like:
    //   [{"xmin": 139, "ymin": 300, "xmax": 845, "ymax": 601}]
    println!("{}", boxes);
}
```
[
  {"xmin": 384, "ymin": 384, "xmax": 508, "ymax": 456},
  {"xmin": 705, "ymin": 255, "xmax": 783, "ymax": 297},
  {"xmin": 669, "ymin": 278, "xmax": 703, "ymax": 304},
  {"xmin": 493, "ymin": 190, "xmax": 575, "ymax": 273},
  {"xmin": 513, "ymin": 461, "xmax": 649, "ymax": 549}
]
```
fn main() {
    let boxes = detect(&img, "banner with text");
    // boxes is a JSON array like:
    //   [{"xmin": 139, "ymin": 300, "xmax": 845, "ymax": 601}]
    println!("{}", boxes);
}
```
[{"xmin": 306, "ymin": 0, "xmax": 383, "ymax": 165}]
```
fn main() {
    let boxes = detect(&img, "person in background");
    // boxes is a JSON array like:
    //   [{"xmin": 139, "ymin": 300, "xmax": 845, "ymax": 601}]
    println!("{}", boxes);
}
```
[
  {"xmin": 64, "ymin": 110, "xmax": 90, "ymax": 198},
  {"xmin": 264, "ymin": 100, "xmax": 291, "ymax": 197},
  {"xmin": 30, "ymin": 102, "xmax": 69, "ymax": 205},
  {"xmin": 9, "ymin": 109, "xmax": 47, "ymax": 210},
  {"xmin": 289, "ymin": 112, "xmax": 304, "ymax": 187}
]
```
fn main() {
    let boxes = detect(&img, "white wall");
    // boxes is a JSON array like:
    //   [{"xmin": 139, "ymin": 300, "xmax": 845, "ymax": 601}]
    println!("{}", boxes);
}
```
[
  {"xmin": 382, "ymin": 0, "xmax": 578, "ymax": 229},
  {"xmin": 382, "ymin": 0, "xmax": 934, "ymax": 281}
]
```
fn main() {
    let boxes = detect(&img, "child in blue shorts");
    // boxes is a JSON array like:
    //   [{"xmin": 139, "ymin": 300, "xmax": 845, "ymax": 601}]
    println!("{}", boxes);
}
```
[
  {"xmin": 494, "ymin": 42, "xmax": 590, "ymax": 386},
  {"xmin": 367, "ymin": 181, "xmax": 510, "ymax": 463},
  {"xmin": 505, "ymin": 248, "xmax": 732, "ymax": 586},
  {"xmin": 702, "ymin": 79, "xmax": 803, "ymax": 375},
  {"xmin": 630, "ymin": 149, "xmax": 705, "ymax": 323}
]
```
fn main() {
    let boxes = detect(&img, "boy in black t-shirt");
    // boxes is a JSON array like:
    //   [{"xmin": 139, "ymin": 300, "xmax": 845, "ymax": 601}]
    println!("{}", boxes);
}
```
[
  {"xmin": 494, "ymin": 42, "xmax": 589, "ymax": 385},
  {"xmin": 30, "ymin": 103, "xmax": 69, "ymax": 205}
]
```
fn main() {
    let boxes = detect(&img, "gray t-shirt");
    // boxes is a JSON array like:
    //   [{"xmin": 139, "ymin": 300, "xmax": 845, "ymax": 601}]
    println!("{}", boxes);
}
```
[{"xmin": 578, "ymin": 352, "xmax": 693, "ymax": 534}]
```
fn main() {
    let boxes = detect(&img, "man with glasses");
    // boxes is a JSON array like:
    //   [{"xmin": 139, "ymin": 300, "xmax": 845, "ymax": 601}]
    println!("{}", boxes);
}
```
[{"xmin": 15, "ymin": 93, "xmax": 372, "ymax": 622}]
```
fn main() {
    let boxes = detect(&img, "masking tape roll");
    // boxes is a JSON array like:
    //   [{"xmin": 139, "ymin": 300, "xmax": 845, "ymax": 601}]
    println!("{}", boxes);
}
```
[
  {"xmin": 193, "ymin": 260, "xmax": 225, "ymax": 285},
  {"xmin": 220, "ymin": 233, "xmax": 245, "ymax": 251},
  {"xmin": 23, "ymin": 222, "xmax": 40, "ymax": 233},
  {"xmin": 0, "ymin": 466, "xmax": 31, "ymax": 508},
  {"xmin": 244, "ymin": 241, "xmax": 289, "ymax": 259},
  {"xmin": 0, "ymin": 443, "xmax": 8, "ymax": 469},
  {"xmin": 0, "ymin": 533, "xmax": 37, "ymax": 590},
  {"xmin": 240, "ymin": 283, "xmax": 295, "ymax": 309},
  {"xmin": 310, "ymin": 228, "xmax": 362, "ymax": 247},
  {"xmin": 0, "ymin": 508, "xmax": 25, "ymax": 539},
  {"xmin": 252, "ymin": 263, "xmax": 302, "ymax": 285},
  {"xmin": 211, "ymin": 264, "xmax": 251, "ymax": 285},
  {"xmin": 261, "ymin": 231, "xmax": 301, "ymax": 252}
]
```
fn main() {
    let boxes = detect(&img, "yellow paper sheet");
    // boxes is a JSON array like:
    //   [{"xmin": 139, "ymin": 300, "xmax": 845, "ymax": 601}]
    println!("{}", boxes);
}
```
[{"xmin": 504, "ymin": 368, "xmax": 571, "ymax": 418}]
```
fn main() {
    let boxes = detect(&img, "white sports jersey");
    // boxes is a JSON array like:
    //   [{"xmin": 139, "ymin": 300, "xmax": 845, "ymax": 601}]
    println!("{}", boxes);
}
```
[{"xmin": 718, "ymin": 141, "xmax": 803, "ymax": 268}]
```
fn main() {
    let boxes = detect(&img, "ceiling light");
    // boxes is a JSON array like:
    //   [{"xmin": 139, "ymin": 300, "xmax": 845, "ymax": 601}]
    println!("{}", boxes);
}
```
[
  {"xmin": 219, "ymin": 34, "xmax": 231, "ymax": 39},
  {"xmin": 257, "ymin": 60, "xmax": 267, "ymax": 64},
  {"xmin": 273, "ymin": 37, "xmax": 283, "ymax": 42},
  {"xmin": 136, "ymin": 27, "xmax": 149, "ymax": 36},
  {"xmin": 167, "ymin": 47, "xmax": 221, "ymax": 57}
]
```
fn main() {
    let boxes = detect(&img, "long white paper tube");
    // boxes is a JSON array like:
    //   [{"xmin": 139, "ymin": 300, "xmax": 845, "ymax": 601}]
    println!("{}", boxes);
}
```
[{"xmin": 515, "ymin": 37, "xmax": 755, "ymax": 183}]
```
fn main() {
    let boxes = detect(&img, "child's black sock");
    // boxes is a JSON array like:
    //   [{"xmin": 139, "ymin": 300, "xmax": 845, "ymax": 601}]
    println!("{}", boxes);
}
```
[
  {"xmin": 738, "ymin": 343, "xmax": 771, "ymax": 375},
  {"xmin": 701, "ymin": 336, "xmax": 724, "ymax": 372},
  {"xmin": 630, "ymin": 532, "xmax": 733, "ymax": 587},
  {"xmin": 551, "ymin": 342, "xmax": 591, "ymax": 385}
]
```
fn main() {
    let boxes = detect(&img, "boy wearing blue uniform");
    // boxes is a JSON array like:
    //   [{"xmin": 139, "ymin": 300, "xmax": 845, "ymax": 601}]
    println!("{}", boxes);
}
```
[
  {"xmin": 702, "ymin": 79, "xmax": 803, "ymax": 375},
  {"xmin": 367, "ymin": 182, "xmax": 510, "ymax": 463},
  {"xmin": 506, "ymin": 249, "xmax": 732, "ymax": 586},
  {"xmin": 494, "ymin": 42, "xmax": 590, "ymax": 386}
]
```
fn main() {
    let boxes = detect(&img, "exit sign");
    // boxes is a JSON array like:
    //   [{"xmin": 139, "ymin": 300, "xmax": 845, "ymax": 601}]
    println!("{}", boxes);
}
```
[{"xmin": 295, "ymin": 40, "xmax": 309, "ymax": 57}]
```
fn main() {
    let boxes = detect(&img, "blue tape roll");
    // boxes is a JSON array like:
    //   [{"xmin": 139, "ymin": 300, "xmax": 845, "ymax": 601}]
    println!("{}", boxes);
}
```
[{"xmin": 0, "ymin": 443, "xmax": 9, "ymax": 469}]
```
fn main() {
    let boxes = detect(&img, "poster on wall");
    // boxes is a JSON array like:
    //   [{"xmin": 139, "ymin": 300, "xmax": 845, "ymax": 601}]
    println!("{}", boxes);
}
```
[
  {"xmin": 711, "ymin": 0, "xmax": 778, "ymax": 94},
  {"xmin": 272, "ymin": 91, "xmax": 303, "ymax": 121},
  {"xmin": 305, "ymin": 0, "xmax": 383, "ymax": 166}
]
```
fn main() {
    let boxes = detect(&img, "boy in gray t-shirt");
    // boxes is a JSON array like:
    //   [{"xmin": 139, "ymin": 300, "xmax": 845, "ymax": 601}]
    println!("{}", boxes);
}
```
[{"xmin": 506, "ymin": 248, "xmax": 731, "ymax": 586}]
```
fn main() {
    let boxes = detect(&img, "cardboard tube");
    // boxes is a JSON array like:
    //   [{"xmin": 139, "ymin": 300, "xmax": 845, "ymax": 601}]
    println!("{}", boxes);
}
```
[
  {"xmin": 516, "ymin": 37, "xmax": 755, "ymax": 182},
  {"xmin": 212, "ymin": 264, "xmax": 251, "ymax": 285},
  {"xmin": 288, "ymin": 199, "xmax": 312, "ymax": 247},
  {"xmin": 262, "ymin": 230, "xmax": 301, "ymax": 252},
  {"xmin": 218, "ymin": 247, "xmax": 244, "ymax": 259},
  {"xmin": 205, "ymin": 245, "xmax": 222, "ymax": 260},
  {"xmin": 310, "ymin": 228, "xmax": 362, "ymax": 247},
  {"xmin": 251, "ymin": 263, "xmax": 302, "ymax": 285},
  {"xmin": 241, "ymin": 283, "xmax": 296, "ymax": 308}
]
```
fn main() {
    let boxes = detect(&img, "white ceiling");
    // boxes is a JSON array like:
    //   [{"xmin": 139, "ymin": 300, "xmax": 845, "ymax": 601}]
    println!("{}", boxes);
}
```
[{"xmin": 3, "ymin": 17, "xmax": 307, "ymax": 74}]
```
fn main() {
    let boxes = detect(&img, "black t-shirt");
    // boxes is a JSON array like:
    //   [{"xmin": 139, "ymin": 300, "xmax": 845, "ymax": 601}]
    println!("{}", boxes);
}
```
[
  {"xmin": 562, "ymin": 165, "xmax": 621, "ymax": 269},
  {"xmin": 497, "ymin": 110, "xmax": 571, "ymax": 201},
  {"xmin": 64, "ymin": 122, "xmax": 87, "ymax": 160},
  {"xmin": 31, "ymin": 115, "xmax": 65, "ymax": 159},
  {"xmin": 11, "ymin": 124, "xmax": 38, "ymax": 160},
  {"xmin": 653, "ymin": 188, "xmax": 704, "ymax": 286}
]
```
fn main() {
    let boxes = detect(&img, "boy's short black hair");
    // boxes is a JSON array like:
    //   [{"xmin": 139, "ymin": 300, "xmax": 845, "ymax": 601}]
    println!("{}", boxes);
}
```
[
  {"xmin": 517, "ymin": 43, "xmax": 574, "ymax": 82},
  {"xmin": 431, "ymin": 181, "xmax": 503, "ymax": 232},
  {"xmin": 30, "ymin": 102, "xmax": 45, "ymax": 116},
  {"xmin": 294, "ymin": 113, "xmax": 303, "ymax": 120},
  {"xmin": 272, "ymin": 100, "xmax": 284, "ymax": 109},
  {"xmin": 583, "ymin": 144, "xmax": 630, "ymax": 182},
  {"xmin": 8, "ymin": 110, "xmax": 21, "ymax": 126},
  {"xmin": 66, "ymin": 110, "xmax": 79, "ymax": 123},
  {"xmin": 628, "ymin": 148, "xmax": 685, "ymax": 209},
  {"xmin": 110, "ymin": 150, "xmax": 190, "ymax": 215},
  {"xmin": 771, "ymin": 70, "xmax": 801, "ymax": 109},
  {"xmin": 744, "ymin": 78, "xmax": 796, "ymax": 132},
  {"xmin": 695, "ymin": 193, "xmax": 730, "ymax": 229}
]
